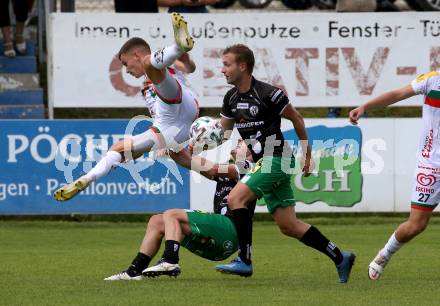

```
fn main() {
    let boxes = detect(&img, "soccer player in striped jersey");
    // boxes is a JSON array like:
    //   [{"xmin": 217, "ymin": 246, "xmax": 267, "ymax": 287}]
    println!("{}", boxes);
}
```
[{"xmin": 349, "ymin": 70, "xmax": 440, "ymax": 280}]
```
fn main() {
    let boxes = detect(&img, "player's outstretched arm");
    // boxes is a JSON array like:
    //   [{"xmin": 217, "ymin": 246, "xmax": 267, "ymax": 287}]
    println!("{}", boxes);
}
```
[
  {"xmin": 281, "ymin": 104, "xmax": 312, "ymax": 177},
  {"xmin": 349, "ymin": 84, "xmax": 415, "ymax": 125}
]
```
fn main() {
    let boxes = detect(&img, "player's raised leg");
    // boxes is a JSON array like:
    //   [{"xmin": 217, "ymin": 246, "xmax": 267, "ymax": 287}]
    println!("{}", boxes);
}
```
[
  {"xmin": 54, "ymin": 127, "xmax": 165, "ymax": 201},
  {"xmin": 142, "ymin": 13, "xmax": 194, "ymax": 103}
]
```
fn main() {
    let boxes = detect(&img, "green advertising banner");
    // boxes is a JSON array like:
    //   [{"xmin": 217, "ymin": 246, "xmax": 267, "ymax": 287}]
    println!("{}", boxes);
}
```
[{"xmin": 258, "ymin": 125, "xmax": 362, "ymax": 208}]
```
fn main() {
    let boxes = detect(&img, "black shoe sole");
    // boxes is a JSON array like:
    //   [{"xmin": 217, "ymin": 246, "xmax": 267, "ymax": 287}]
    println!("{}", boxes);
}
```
[
  {"xmin": 142, "ymin": 269, "xmax": 181, "ymax": 278},
  {"xmin": 216, "ymin": 269, "xmax": 253, "ymax": 277}
]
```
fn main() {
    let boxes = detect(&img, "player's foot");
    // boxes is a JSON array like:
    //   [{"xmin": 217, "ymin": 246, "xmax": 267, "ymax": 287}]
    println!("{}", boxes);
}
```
[
  {"xmin": 368, "ymin": 249, "xmax": 389, "ymax": 280},
  {"xmin": 53, "ymin": 177, "xmax": 90, "ymax": 201},
  {"xmin": 142, "ymin": 259, "xmax": 181, "ymax": 278},
  {"xmin": 336, "ymin": 251, "xmax": 356, "ymax": 283},
  {"xmin": 215, "ymin": 256, "xmax": 253, "ymax": 277},
  {"xmin": 171, "ymin": 12, "xmax": 194, "ymax": 52},
  {"xmin": 104, "ymin": 271, "xmax": 142, "ymax": 281}
]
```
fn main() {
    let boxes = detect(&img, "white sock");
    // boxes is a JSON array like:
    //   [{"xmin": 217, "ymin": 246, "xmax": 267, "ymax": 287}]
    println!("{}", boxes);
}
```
[
  {"xmin": 150, "ymin": 44, "xmax": 183, "ymax": 70},
  {"xmin": 83, "ymin": 151, "xmax": 122, "ymax": 182},
  {"xmin": 382, "ymin": 232, "xmax": 404, "ymax": 259}
]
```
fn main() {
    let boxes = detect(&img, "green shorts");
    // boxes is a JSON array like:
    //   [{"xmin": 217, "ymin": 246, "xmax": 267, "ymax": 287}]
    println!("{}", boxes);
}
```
[
  {"xmin": 181, "ymin": 211, "xmax": 238, "ymax": 261},
  {"xmin": 241, "ymin": 156, "xmax": 296, "ymax": 214}
]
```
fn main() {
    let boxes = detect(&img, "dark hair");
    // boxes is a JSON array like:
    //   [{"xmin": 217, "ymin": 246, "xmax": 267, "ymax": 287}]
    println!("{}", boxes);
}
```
[
  {"xmin": 223, "ymin": 44, "xmax": 255, "ymax": 74},
  {"xmin": 118, "ymin": 37, "xmax": 151, "ymax": 60}
]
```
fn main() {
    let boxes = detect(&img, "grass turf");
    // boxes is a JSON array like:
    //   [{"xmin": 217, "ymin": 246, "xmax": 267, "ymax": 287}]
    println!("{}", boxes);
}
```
[{"xmin": 1, "ymin": 217, "xmax": 439, "ymax": 306}]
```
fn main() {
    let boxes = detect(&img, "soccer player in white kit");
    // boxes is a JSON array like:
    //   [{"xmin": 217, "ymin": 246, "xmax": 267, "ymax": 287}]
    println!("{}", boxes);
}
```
[
  {"xmin": 349, "ymin": 70, "xmax": 440, "ymax": 280},
  {"xmin": 54, "ymin": 13, "xmax": 199, "ymax": 201}
]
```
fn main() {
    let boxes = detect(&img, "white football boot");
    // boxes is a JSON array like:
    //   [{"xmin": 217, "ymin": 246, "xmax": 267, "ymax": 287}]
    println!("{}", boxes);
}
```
[
  {"xmin": 104, "ymin": 271, "xmax": 142, "ymax": 281},
  {"xmin": 142, "ymin": 259, "xmax": 181, "ymax": 277},
  {"xmin": 368, "ymin": 249, "xmax": 389, "ymax": 280}
]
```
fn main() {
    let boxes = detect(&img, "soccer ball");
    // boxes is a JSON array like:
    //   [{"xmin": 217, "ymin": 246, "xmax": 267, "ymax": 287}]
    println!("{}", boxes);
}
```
[{"xmin": 190, "ymin": 116, "xmax": 224, "ymax": 150}]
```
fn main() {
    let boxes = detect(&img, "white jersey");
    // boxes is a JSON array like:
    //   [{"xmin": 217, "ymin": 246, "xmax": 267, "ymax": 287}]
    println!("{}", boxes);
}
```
[
  {"xmin": 141, "ymin": 66, "xmax": 193, "ymax": 120},
  {"xmin": 410, "ymin": 71, "xmax": 440, "ymax": 210},
  {"xmin": 411, "ymin": 71, "xmax": 440, "ymax": 166},
  {"xmin": 140, "ymin": 66, "xmax": 199, "ymax": 150}
]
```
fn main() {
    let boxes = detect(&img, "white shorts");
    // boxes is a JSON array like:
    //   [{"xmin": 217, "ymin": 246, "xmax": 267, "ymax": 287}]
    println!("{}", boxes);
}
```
[
  {"xmin": 153, "ymin": 84, "xmax": 199, "ymax": 152},
  {"xmin": 411, "ymin": 163, "xmax": 440, "ymax": 211}
]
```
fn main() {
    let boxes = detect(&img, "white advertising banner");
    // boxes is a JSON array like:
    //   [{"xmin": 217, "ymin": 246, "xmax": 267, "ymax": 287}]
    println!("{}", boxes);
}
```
[
  {"xmin": 190, "ymin": 118, "xmax": 421, "ymax": 213},
  {"xmin": 50, "ymin": 13, "xmax": 439, "ymax": 108}
]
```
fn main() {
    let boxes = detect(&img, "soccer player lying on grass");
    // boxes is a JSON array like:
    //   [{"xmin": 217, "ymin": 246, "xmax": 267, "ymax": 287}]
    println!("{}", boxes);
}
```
[{"xmin": 105, "ymin": 140, "xmax": 256, "ymax": 280}]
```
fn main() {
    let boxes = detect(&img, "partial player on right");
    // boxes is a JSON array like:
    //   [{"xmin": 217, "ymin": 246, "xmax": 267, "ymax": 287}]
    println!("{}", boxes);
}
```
[{"xmin": 349, "ymin": 70, "xmax": 440, "ymax": 281}]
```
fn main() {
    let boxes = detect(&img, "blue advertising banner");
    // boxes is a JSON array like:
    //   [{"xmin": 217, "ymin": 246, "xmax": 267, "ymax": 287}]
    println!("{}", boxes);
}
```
[{"xmin": 0, "ymin": 120, "xmax": 190, "ymax": 214}]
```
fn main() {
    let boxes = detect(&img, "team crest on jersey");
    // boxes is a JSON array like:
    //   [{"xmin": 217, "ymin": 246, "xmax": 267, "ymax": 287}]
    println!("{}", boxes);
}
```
[
  {"xmin": 250, "ymin": 105, "xmax": 259, "ymax": 117},
  {"xmin": 223, "ymin": 240, "xmax": 233, "ymax": 250}
]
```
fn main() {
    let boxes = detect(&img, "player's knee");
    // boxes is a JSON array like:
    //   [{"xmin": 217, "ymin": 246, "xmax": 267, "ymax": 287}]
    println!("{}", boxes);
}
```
[
  {"xmin": 110, "ymin": 140, "xmax": 129, "ymax": 153},
  {"xmin": 148, "ymin": 214, "xmax": 162, "ymax": 227},
  {"xmin": 163, "ymin": 208, "xmax": 182, "ymax": 220},
  {"xmin": 147, "ymin": 214, "xmax": 165, "ymax": 235}
]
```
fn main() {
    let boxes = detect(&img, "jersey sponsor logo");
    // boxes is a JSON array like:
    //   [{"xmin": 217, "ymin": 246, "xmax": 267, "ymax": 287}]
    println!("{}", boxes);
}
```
[
  {"xmin": 421, "ymin": 129, "xmax": 434, "ymax": 158},
  {"xmin": 235, "ymin": 121, "xmax": 264, "ymax": 128},
  {"xmin": 416, "ymin": 173, "xmax": 436, "ymax": 186},
  {"xmin": 237, "ymin": 103, "xmax": 249, "ymax": 109},
  {"xmin": 416, "ymin": 186, "xmax": 434, "ymax": 193},
  {"xmin": 250, "ymin": 105, "xmax": 259, "ymax": 117}
]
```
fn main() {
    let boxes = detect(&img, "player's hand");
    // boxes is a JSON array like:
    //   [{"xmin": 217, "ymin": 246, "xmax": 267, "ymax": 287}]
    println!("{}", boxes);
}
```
[
  {"xmin": 177, "ymin": 52, "xmax": 190, "ymax": 63},
  {"xmin": 301, "ymin": 153, "xmax": 313, "ymax": 177},
  {"xmin": 349, "ymin": 106, "xmax": 365, "ymax": 125},
  {"xmin": 154, "ymin": 148, "xmax": 169, "ymax": 159}
]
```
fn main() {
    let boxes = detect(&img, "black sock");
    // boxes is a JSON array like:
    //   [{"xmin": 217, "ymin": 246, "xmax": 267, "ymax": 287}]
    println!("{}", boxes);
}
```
[
  {"xmin": 300, "ymin": 226, "xmax": 343, "ymax": 265},
  {"xmin": 231, "ymin": 208, "xmax": 252, "ymax": 265},
  {"xmin": 162, "ymin": 240, "xmax": 180, "ymax": 264},
  {"xmin": 126, "ymin": 252, "xmax": 151, "ymax": 276}
]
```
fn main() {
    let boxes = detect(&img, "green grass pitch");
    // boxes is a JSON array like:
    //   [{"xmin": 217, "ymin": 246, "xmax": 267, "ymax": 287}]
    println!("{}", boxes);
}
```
[{"xmin": 1, "ymin": 216, "xmax": 439, "ymax": 306}]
